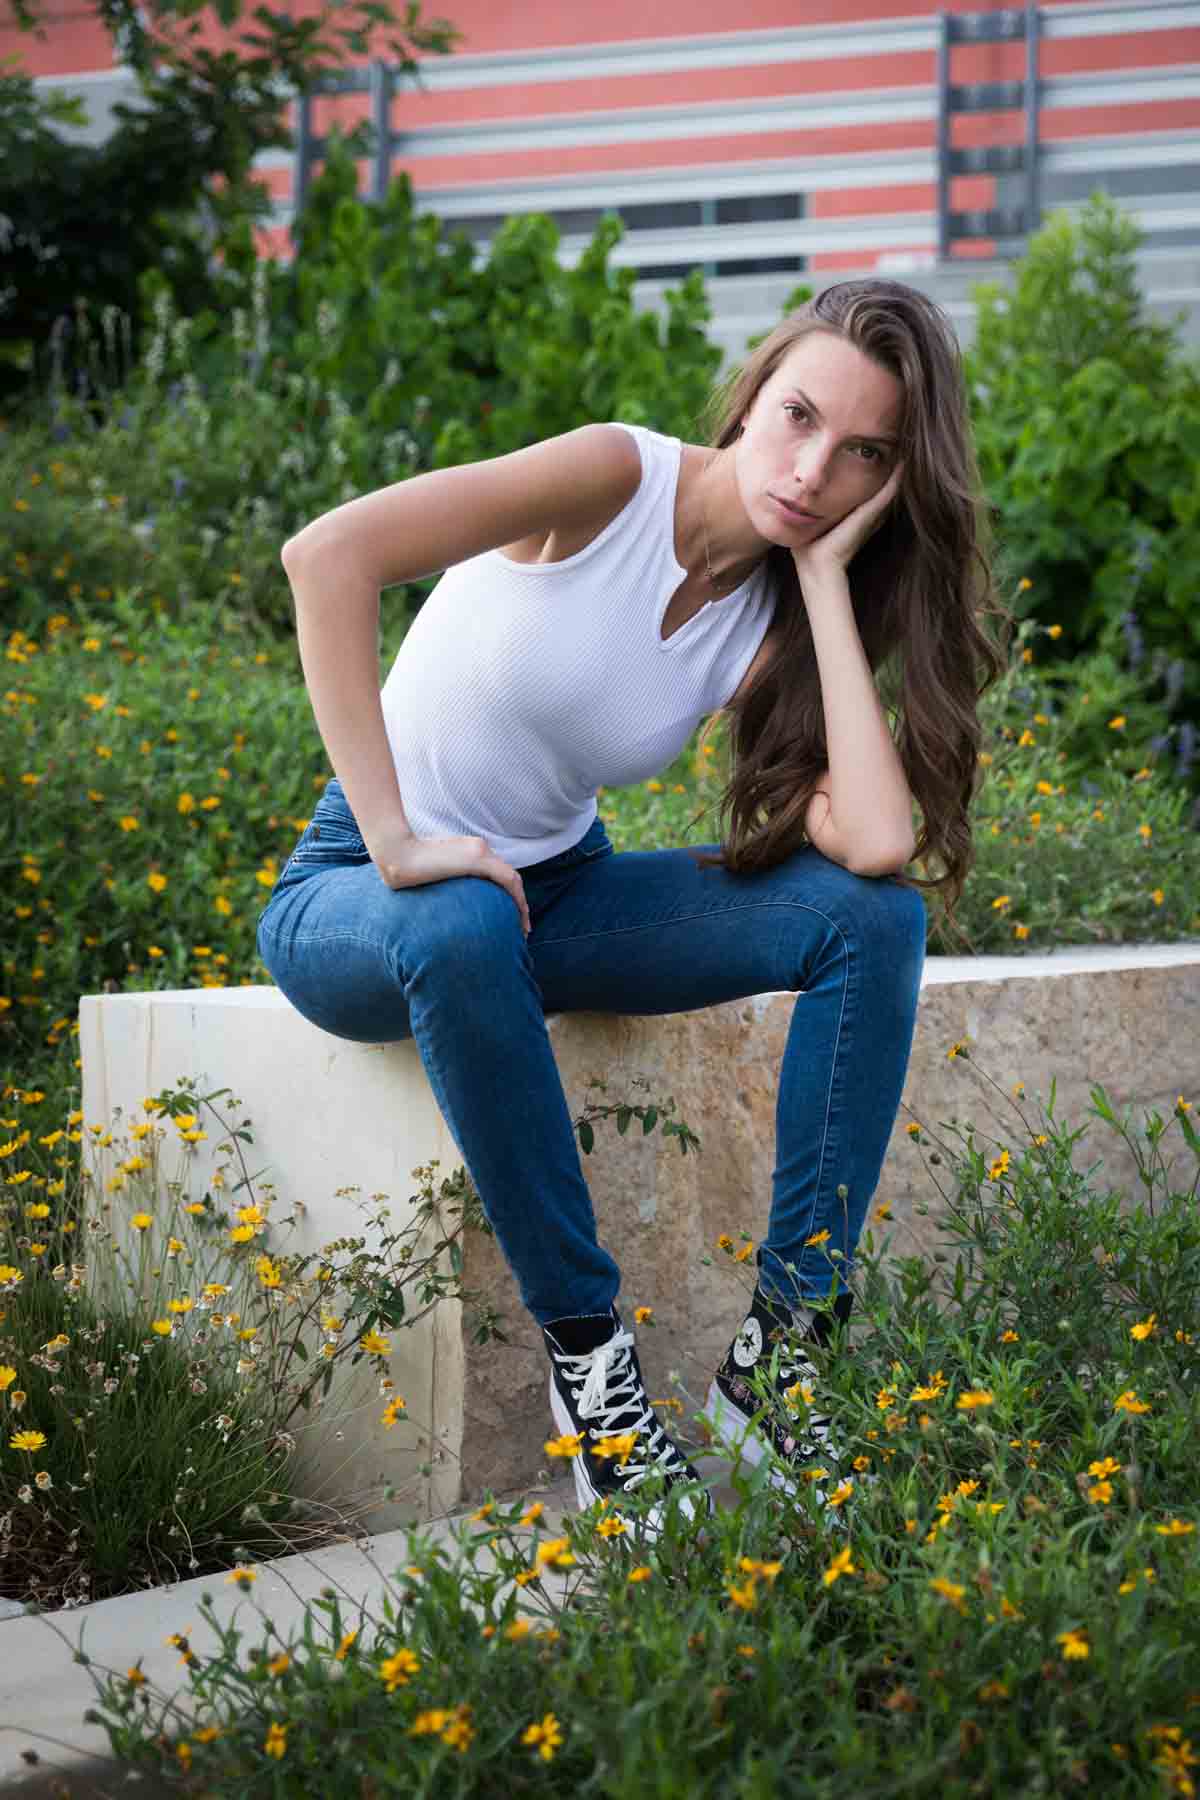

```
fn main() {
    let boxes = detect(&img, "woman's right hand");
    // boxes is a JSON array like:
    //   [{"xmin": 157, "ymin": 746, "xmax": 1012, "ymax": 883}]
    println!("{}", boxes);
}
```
[{"xmin": 368, "ymin": 829, "xmax": 531, "ymax": 938}]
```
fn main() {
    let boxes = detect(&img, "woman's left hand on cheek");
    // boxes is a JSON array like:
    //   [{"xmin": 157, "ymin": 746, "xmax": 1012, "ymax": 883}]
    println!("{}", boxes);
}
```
[{"xmin": 793, "ymin": 461, "xmax": 905, "ymax": 583}]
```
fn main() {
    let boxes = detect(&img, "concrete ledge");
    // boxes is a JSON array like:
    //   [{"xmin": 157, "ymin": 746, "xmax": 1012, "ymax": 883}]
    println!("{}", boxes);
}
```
[
  {"xmin": 0, "ymin": 1475, "xmax": 580, "ymax": 1794},
  {"xmin": 79, "ymin": 942, "xmax": 1200, "ymax": 1515}
]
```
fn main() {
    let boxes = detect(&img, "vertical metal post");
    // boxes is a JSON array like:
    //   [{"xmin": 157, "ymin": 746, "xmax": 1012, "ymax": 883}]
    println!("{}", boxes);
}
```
[
  {"xmin": 370, "ymin": 58, "xmax": 392, "ymax": 205},
  {"xmin": 1024, "ymin": 0, "xmax": 1041, "ymax": 238},
  {"xmin": 935, "ymin": 12, "xmax": 951, "ymax": 260},
  {"xmin": 700, "ymin": 196, "xmax": 717, "ymax": 277},
  {"xmin": 293, "ymin": 86, "xmax": 312, "ymax": 222}
]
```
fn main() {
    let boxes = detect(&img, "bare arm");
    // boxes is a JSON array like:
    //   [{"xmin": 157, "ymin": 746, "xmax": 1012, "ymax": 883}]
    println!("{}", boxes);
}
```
[
  {"xmin": 800, "ymin": 567, "xmax": 917, "ymax": 877},
  {"xmin": 284, "ymin": 558, "xmax": 410, "ymax": 847}
]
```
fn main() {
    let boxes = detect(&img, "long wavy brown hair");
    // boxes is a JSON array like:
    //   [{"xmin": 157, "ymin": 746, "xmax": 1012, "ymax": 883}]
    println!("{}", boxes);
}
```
[{"xmin": 687, "ymin": 278, "xmax": 1012, "ymax": 940}]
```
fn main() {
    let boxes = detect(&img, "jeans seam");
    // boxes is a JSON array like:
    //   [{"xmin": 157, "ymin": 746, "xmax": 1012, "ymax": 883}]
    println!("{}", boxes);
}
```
[
  {"xmin": 531, "ymin": 895, "xmax": 852, "ymax": 948},
  {"xmin": 256, "ymin": 923, "xmax": 401, "ymax": 954},
  {"xmin": 801, "ymin": 918, "xmax": 852, "ymax": 1270}
]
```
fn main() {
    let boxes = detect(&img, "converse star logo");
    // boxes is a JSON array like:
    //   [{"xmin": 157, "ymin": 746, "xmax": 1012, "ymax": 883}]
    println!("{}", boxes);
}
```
[{"xmin": 732, "ymin": 1316, "xmax": 763, "ymax": 1368}]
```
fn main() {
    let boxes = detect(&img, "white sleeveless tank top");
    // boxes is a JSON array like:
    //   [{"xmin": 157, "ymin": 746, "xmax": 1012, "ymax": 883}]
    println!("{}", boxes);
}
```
[{"xmin": 378, "ymin": 421, "xmax": 775, "ymax": 868}]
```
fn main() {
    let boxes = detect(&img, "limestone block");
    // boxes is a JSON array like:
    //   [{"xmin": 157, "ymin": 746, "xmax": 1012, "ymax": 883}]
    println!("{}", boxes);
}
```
[{"xmin": 80, "ymin": 941, "xmax": 1200, "ymax": 1513}]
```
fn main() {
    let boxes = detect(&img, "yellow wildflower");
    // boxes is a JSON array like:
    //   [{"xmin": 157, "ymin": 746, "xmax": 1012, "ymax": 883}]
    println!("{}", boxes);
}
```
[
  {"xmin": 379, "ymin": 1648, "xmax": 420, "ymax": 1692},
  {"xmin": 522, "ymin": 1713, "xmax": 564, "ymax": 1762},
  {"xmin": 823, "ymin": 1546, "xmax": 856, "ymax": 1587}
]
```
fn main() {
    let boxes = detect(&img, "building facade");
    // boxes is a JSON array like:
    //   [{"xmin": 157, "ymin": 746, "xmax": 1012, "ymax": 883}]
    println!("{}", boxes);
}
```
[{"xmin": 15, "ymin": 0, "xmax": 1200, "ymax": 352}]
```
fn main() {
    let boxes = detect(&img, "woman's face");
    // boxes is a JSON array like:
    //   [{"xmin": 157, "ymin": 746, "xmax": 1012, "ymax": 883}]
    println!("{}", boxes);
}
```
[{"xmin": 734, "ymin": 330, "xmax": 904, "ymax": 548}]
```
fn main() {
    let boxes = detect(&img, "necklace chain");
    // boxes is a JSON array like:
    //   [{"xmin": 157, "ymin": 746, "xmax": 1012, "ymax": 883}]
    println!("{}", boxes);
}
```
[{"xmin": 701, "ymin": 452, "xmax": 757, "ymax": 592}]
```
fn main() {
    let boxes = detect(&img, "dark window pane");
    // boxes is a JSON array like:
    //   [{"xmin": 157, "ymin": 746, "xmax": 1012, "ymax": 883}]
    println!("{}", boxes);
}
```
[
  {"xmin": 440, "ymin": 213, "xmax": 508, "ymax": 238},
  {"xmin": 619, "ymin": 200, "xmax": 704, "ymax": 231},
  {"xmin": 635, "ymin": 261, "xmax": 700, "ymax": 281},
  {"xmin": 715, "ymin": 194, "xmax": 802, "ymax": 225},
  {"xmin": 715, "ymin": 256, "xmax": 806, "ymax": 276}
]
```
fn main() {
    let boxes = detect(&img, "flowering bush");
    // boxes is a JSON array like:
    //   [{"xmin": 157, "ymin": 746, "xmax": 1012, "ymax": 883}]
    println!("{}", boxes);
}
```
[
  {"xmin": 0, "ymin": 1068, "xmax": 699, "ymax": 1610},
  {"xmin": 65, "ymin": 1054, "xmax": 1199, "ymax": 1796},
  {"xmin": 0, "ymin": 1075, "xmax": 504, "ymax": 1608},
  {"xmin": 929, "ymin": 609, "xmax": 1200, "ymax": 951}
]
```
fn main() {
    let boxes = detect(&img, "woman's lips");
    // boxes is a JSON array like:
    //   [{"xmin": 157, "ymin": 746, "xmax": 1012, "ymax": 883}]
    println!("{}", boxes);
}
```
[{"xmin": 771, "ymin": 493, "xmax": 822, "ymax": 522}]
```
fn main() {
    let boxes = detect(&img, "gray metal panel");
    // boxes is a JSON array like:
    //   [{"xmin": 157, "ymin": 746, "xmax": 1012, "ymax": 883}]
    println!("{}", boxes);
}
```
[
  {"xmin": 28, "ymin": 67, "xmax": 149, "ymax": 148},
  {"xmin": 1040, "ymin": 0, "xmax": 1200, "ymax": 38},
  {"xmin": 357, "ymin": 86, "xmax": 938, "ymax": 158},
  {"xmin": 288, "ymin": 66, "xmax": 1200, "ymax": 164},
  {"xmin": 549, "ymin": 213, "xmax": 936, "ymax": 265},
  {"xmin": 403, "ymin": 18, "xmax": 942, "ymax": 89}
]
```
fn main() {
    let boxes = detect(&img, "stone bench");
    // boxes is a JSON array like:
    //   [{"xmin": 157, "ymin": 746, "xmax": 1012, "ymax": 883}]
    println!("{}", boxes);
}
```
[{"xmin": 79, "ymin": 941, "xmax": 1200, "ymax": 1523}]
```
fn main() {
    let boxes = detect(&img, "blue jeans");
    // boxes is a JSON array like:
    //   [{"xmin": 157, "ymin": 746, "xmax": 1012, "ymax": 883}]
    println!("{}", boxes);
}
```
[{"xmin": 255, "ymin": 778, "xmax": 927, "ymax": 1328}]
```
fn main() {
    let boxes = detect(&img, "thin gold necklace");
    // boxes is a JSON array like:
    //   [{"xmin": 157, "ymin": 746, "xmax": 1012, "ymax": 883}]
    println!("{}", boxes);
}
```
[{"xmin": 701, "ymin": 453, "xmax": 758, "ymax": 592}]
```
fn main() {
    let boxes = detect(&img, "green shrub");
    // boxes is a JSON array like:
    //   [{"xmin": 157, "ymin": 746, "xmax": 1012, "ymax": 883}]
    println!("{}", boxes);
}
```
[
  {"xmin": 1, "ymin": 1085, "xmax": 320, "ymax": 1607},
  {"xmin": 966, "ymin": 193, "xmax": 1200, "ymax": 733},
  {"xmin": 74, "ymin": 1057, "xmax": 1200, "ymax": 1796},
  {"xmin": 0, "ymin": 589, "xmax": 325, "ymax": 1082},
  {"xmin": 0, "ymin": 1070, "xmax": 507, "ymax": 1608},
  {"xmin": 2, "ymin": 128, "xmax": 720, "ymax": 640},
  {"xmin": 942, "ymin": 611, "xmax": 1200, "ymax": 951}
]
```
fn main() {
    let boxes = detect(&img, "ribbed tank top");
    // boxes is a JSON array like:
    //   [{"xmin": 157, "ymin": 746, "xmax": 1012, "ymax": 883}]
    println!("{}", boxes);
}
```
[{"xmin": 378, "ymin": 422, "xmax": 776, "ymax": 868}]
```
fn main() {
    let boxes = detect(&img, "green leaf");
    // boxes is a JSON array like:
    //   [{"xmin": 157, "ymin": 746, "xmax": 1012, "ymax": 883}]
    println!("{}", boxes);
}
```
[
  {"xmin": 616, "ymin": 1107, "xmax": 632, "ymax": 1135},
  {"xmin": 642, "ymin": 1107, "xmax": 658, "ymax": 1134},
  {"xmin": 578, "ymin": 1121, "xmax": 594, "ymax": 1155}
]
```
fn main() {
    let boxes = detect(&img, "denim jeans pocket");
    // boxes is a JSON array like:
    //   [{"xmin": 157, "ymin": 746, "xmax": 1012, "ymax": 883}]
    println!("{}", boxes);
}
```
[
  {"xmin": 280, "ymin": 781, "xmax": 372, "ymax": 878},
  {"xmin": 525, "ymin": 813, "xmax": 613, "ymax": 878}
]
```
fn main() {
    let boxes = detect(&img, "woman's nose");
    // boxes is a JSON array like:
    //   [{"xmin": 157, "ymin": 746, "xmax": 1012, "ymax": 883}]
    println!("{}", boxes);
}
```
[{"xmin": 793, "ymin": 436, "xmax": 834, "ymax": 492}]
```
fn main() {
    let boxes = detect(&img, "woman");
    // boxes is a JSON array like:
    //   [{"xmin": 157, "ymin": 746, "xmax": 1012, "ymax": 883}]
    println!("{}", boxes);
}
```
[{"xmin": 256, "ymin": 277, "xmax": 1009, "ymax": 1540}]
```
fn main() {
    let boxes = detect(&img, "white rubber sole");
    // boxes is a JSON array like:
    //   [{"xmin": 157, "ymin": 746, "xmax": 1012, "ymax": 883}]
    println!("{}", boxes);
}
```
[{"xmin": 700, "ymin": 1379, "xmax": 862, "ymax": 1520}]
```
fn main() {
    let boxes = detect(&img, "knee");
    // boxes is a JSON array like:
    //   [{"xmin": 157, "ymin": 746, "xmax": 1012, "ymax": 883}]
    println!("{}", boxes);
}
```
[
  {"xmin": 873, "ymin": 875, "xmax": 929, "ymax": 956},
  {"xmin": 809, "ymin": 866, "xmax": 927, "ymax": 977}
]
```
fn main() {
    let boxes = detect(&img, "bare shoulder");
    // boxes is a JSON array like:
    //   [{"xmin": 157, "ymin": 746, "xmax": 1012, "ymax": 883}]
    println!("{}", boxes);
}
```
[{"xmin": 501, "ymin": 423, "xmax": 643, "ymax": 565}]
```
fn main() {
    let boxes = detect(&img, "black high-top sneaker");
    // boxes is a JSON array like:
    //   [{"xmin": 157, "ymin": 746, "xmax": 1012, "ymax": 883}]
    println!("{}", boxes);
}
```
[
  {"xmin": 701, "ymin": 1284, "xmax": 857, "ymax": 1508},
  {"xmin": 542, "ymin": 1304, "xmax": 712, "ymax": 1540}
]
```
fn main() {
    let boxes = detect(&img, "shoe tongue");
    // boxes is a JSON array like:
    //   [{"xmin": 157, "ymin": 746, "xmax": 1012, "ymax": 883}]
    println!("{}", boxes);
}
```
[{"xmin": 544, "ymin": 1307, "xmax": 619, "ymax": 1357}]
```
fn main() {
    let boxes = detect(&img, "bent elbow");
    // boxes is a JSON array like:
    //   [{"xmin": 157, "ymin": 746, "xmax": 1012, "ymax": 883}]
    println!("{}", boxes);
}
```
[{"xmin": 847, "ymin": 840, "xmax": 917, "ymax": 879}]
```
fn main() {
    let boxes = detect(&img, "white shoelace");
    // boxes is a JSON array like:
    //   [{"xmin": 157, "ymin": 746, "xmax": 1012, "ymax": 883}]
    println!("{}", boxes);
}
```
[
  {"xmin": 556, "ymin": 1326, "xmax": 689, "ymax": 1488},
  {"xmin": 770, "ymin": 1336, "xmax": 839, "ymax": 1455}
]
